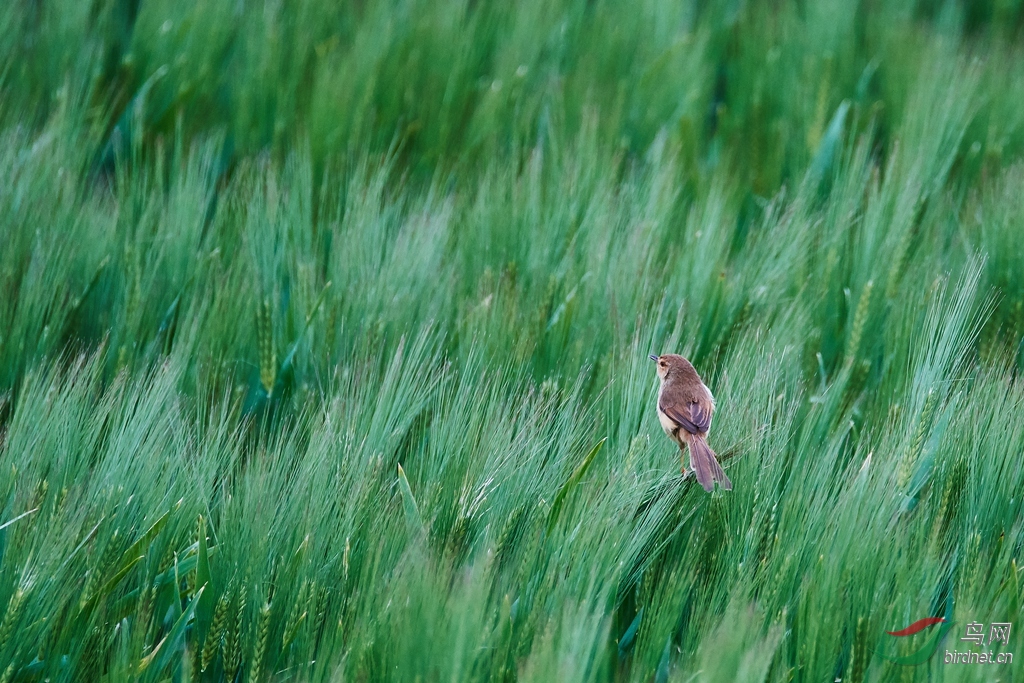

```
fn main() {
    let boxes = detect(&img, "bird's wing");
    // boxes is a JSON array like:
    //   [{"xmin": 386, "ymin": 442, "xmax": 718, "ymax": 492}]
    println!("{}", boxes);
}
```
[
  {"xmin": 689, "ymin": 399, "xmax": 712, "ymax": 432},
  {"xmin": 659, "ymin": 398, "xmax": 711, "ymax": 435}
]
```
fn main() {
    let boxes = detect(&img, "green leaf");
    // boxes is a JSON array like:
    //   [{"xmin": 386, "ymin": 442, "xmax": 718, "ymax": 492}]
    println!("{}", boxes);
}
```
[
  {"xmin": 902, "ymin": 396, "xmax": 957, "ymax": 512},
  {"xmin": 194, "ymin": 516, "xmax": 214, "ymax": 641},
  {"xmin": 117, "ymin": 508, "xmax": 172, "ymax": 572},
  {"xmin": 0, "ymin": 508, "xmax": 38, "ymax": 570},
  {"xmin": 68, "ymin": 255, "xmax": 110, "ymax": 315},
  {"xmin": 151, "ymin": 293, "xmax": 182, "ymax": 353},
  {"xmin": 115, "ymin": 543, "xmax": 218, "ymax": 615},
  {"xmin": 0, "ymin": 507, "xmax": 39, "ymax": 531},
  {"xmin": 546, "ymin": 438, "xmax": 606, "ymax": 535},
  {"xmin": 809, "ymin": 100, "xmax": 850, "ymax": 185},
  {"xmin": 137, "ymin": 584, "xmax": 205, "ymax": 676},
  {"xmin": 58, "ymin": 517, "xmax": 105, "ymax": 574},
  {"xmin": 397, "ymin": 463, "xmax": 425, "ymax": 537},
  {"xmin": 880, "ymin": 620, "xmax": 952, "ymax": 665},
  {"xmin": 169, "ymin": 553, "xmax": 183, "ymax": 623},
  {"xmin": 876, "ymin": 594, "xmax": 954, "ymax": 665},
  {"xmin": 1010, "ymin": 559, "xmax": 1020, "ymax": 619},
  {"xmin": 281, "ymin": 611, "xmax": 308, "ymax": 651},
  {"xmin": 855, "ymin": 59, "xmax": 879, "ymax": 101},
  {"xmin": 287, "ymin": 534, "xmax": 310, "ymax": 581},
  {"xmin": 655, "ymin": 634, "xmax": 671, "ymax": 683},
  {"xmin": 274, "ymin": 280, "xmax": 333, "ymax": 396},
  {"xmin": 80, "ymin": 555, "xmax": 144, "ymax": 613},
  {"xmin": 617, "ymin": 606, "xmax": 643, "ymax": 658},
  {"xmin": 152, "ymin": 552, "xmax": 183, "ymax": 631}
]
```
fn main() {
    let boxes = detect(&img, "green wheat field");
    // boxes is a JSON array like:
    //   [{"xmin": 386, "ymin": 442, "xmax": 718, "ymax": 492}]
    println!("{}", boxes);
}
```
[{"xmin": 1, "ymin": 1, "xmax": 1023, "ymax": 681}]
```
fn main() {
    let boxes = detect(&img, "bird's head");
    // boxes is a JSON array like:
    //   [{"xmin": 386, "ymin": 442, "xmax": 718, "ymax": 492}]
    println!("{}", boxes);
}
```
[{"xmin": 650, "ymin": 353, "xmax": 689, "ymax": 381}]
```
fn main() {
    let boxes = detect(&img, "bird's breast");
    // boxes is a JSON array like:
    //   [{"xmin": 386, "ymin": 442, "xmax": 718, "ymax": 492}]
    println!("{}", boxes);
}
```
[
  {"xmin": 656, "ymin": 405, "xmax": 677, "ymax": 435},
  {"xmin": 655, "ymin": 384, "xmax": 676, "ymax": 435}
]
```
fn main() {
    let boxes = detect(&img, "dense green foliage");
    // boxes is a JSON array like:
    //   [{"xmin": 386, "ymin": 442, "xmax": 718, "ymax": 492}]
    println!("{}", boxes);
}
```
[{"xmin": 1, "ymin": 0, "xmax": 1023, "ymax": 680}]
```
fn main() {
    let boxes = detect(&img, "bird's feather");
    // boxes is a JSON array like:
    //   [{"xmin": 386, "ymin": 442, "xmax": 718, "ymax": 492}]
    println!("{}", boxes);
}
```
[
  {"xmin": 688, "ymin": 434, "xmax": 731, "ymax": 491},
  {"xmin": 659, "ymin": 398, "xmax": 711, "ymax": 434}
]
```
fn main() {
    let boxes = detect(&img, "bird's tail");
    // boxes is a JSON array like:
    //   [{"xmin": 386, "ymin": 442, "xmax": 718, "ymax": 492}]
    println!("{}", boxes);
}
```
[{"xmin": 685, "ymin": 435, "xmax": 732, "ymax": 492}]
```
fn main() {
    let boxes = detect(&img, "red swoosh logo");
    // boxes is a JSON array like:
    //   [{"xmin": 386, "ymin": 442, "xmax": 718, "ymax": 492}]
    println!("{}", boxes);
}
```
[{"xmin": 886, "ymin": 617, "xmax": 946, "ymax": 637}]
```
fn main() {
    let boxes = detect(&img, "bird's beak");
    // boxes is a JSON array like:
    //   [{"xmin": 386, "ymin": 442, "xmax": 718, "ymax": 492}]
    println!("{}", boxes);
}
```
[{"xmin": 649, "ymin": 354, "xmax": 659, "ymax": 361}]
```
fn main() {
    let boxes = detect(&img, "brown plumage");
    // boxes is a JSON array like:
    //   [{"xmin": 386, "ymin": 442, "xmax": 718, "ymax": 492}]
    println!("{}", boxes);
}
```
[{"xmin": 650, "ymin": 353, "xmax": 732, "ymax": 492}]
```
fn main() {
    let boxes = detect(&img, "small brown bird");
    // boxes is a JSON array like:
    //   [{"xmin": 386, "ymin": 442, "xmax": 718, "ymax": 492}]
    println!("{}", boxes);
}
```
[{"xmin": 650, "ymin": 353, "xmax": 732, "ymax": 492}]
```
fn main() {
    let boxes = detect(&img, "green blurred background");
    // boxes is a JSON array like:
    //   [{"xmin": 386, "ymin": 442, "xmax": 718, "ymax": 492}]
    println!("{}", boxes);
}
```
[{"xmin": 0, "ymin": 1, "xmax": 1022, "ymax": 681}]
